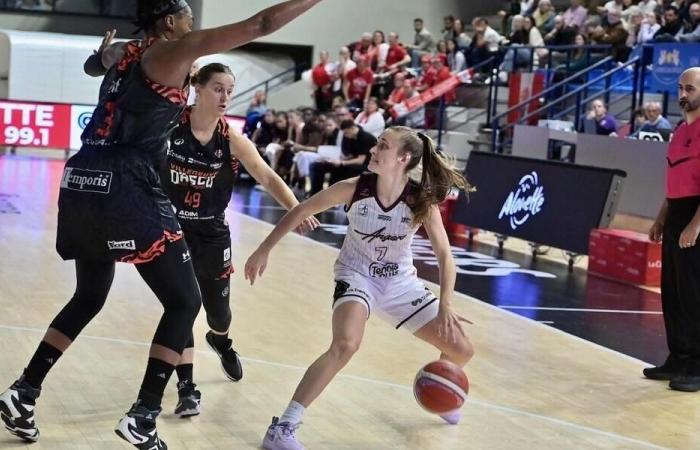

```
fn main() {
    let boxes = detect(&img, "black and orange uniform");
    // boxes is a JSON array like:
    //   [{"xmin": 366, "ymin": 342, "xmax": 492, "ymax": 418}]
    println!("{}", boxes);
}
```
[
  {"xmin": 162, "ymin": 106, "xmax": 239, "ymax": 333},
  {"xmin": 38, "ymin": 38, "xmax": 201, "ymax": 412},
  {"xmin": 661, "ymin": 117, "xmax": 700, "ymax": 379}
]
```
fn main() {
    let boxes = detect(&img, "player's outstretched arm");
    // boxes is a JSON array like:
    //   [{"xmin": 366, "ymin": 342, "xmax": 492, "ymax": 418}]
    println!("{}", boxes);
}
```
[
  {"xmin": 244, "ymin": 176, "xmax": 357, "ymax": 285},
  {"xmin": 143, "ymin": 0, "xmax": 323, "ymax": 88}
]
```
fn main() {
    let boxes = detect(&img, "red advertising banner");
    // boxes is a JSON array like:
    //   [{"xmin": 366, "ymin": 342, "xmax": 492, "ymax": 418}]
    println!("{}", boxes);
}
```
[
  {"xmin": 0, "ymin": 101, "xmax": 71, "ymax": 149},
  {"xmin": 390, "ymin": 69, "xmax": 473, "ymax": 119}
]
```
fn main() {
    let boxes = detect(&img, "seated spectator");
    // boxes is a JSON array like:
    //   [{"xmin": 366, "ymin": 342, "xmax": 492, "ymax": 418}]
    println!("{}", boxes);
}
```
[
  {"xmin": 343, "ymin": 56, "xmax": 374, "ymax": 111},
  {"xmin": 309, "ymin": 120, "xmax": 376, "ymax": 195},
  {"xmin": 291, "ymin": 116, "xmax": 339, "ymax": 195},
  {"xmin": 654, "ymin": 6, "xmax": 684, "ymax": 41},
  {"xmin": 382, "ymin": 32, "xmax": 410, "ymax": 75},
  {"xmin": 243, "ymin": 90, "xmax": 268, "ymax": 137},
  {"xmin": 625, "ymin": 6, "xmax": 644, "ymax": 47},
  {"xmin": 554, "ymin": 33, "xmax": 592, "ymax": 74},
  {"xmin": 544, "ymin": 15, "xmax": 577, "ymax": 46},
  {"xmin": 446, "ymin": 39, "xmax": 466, "ymax": 72},
  {"xmin": 354, "ymin": 97, "xmax": 386, "ymax": 138},
  {"xmin": 452, "ymin": 19, "xmax": 472, "ymax": 50},
  {"xmin": 263, "ymin": 112, "xmax": 290, "ymax": 170},
  {"xmin": 432, "ymin": 57, "xmax": 456, "ymax": 103},
  {"xmin": 585, "ymin": 99, "xmax": 618, "ymax": 136},
  {"xmin": 638, "ymin": 11, "xmax": 661, "ymax": 44},
  {"xmin": 679, "ymin": 3, "xmax": 700, "ymax": 42},
  {"xmin": 382, "ymin": 72, "xmax": 408, "ymax": 112},
  {"xmin": 442, "ymin": 15, "xmax": 456, "ymax": 41},
  {"xmin": 435, "ymin": 40, "xmax": 449, "ymax": 66},
  {"xmin": 637, "ymin": 101, "xmax": 672, "ymax": 133},
  {"xmin": 533, "ymin": 0, "xmax": 556, "ymax": 35},
  {"xmin": 401, "ymin": 82, "xmax": 426, "ymax": 128},
  {"xmin": 407, "ymin": 18, "xmax": 435, "ymax": 67},
  {"xmin": 311, "ymin": 50, "xmax": 336, "ymax": 113},
  {"xmin": 563, "ymin": 0, "xmax": 588, "ymax": 31},
  {"xmin": 468, "ymin": 17, "xmax": 504, "ymax": 68},
  {"xmin": 251, "ymin": 109, "xmax": 278, "ymax": 152},
  {"xmin": 415, "ymin": 55, "xmax": 437, "ymax": 92},
  {"xmin": 352, "ymin": 32, "xmax": 373, "ymax": 61},
  {"xmin": 589, "ymin": 10, "xmax": 629, "ymax": 62}
]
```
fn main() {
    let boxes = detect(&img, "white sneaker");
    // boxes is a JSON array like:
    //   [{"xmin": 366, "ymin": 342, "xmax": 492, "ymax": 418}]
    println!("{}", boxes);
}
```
[{"xmin": 262, "ymin": 416, "xmax": 304, "ymax": 450}]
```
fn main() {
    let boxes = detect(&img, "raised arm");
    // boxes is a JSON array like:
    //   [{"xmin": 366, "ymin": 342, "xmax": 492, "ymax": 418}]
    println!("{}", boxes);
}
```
[
  {"xmin": 143, "ymin": 0, "xmax": 322, "ymax": 87},
  {"xmin": 83, "ymin": 29, "xmax": 126, "ymax": 77},
  {"xmin": 244, "ymin": 177, "xmax": 356, "ymax": 284}
]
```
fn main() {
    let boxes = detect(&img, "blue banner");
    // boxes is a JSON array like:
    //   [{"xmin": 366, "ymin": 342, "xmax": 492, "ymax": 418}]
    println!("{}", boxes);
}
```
[{"xmin": 648, "ymin": 43, "xmax": 700, "ymax": 92}]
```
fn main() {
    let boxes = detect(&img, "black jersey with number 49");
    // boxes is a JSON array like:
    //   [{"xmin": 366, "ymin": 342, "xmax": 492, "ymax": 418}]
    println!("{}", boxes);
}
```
[{"xmin": 162, "ymin": 107, "xmax": 240, "ymax": 223}]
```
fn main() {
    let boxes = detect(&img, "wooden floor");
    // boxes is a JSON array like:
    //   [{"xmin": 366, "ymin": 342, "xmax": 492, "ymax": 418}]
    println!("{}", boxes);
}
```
[{"xmin": 0, "ymin": 156, "xmax": 697, "ymax": 450}]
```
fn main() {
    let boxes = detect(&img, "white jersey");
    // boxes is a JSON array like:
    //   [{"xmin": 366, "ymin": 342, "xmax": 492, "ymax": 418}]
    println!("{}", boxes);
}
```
[{"xmin": 336, "ymin": 173, "xmax": 420, "ymax": 280}]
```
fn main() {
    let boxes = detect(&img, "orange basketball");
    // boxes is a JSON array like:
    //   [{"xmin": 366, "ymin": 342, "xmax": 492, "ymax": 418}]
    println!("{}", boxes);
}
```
[{"xmin": 413, "ymin": 360, "xmax": 469, "ymax": 414}]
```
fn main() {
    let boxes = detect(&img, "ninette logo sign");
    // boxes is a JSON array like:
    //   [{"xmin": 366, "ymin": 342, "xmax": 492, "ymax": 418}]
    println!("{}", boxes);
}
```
[{"xmin": 498, "ymin": 171, "xmax": 545, "ymax": 230}]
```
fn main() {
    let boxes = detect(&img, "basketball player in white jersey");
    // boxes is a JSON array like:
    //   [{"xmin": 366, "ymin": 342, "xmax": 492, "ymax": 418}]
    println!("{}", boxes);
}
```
[{"xmin": 245, "ymin": 126, "xmax": 474, "ymax": 450}]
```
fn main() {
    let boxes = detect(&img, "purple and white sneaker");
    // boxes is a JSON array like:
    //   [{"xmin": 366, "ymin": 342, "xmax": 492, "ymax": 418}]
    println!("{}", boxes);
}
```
[
  {"xmin": 262, "ymin": 416, "xmax": 304, "ymax": 450},
  {"xmin": 440, "ymin": 410, "xmax": 462, "ymax": 425}
]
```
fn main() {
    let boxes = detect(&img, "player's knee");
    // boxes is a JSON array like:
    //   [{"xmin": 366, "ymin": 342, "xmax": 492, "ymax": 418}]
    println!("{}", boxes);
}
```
[
  {"xmin": 330, "ymin": 337, "xmax": 361, "ymax": 363},
  {"xmin": 451, "ymin": 337, "xmax": 474, "ymax": 366}
]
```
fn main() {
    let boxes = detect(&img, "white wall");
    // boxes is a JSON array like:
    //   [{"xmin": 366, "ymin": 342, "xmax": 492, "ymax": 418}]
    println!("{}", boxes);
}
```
[{"xmin": 200, "ymin": 0, "xmax": 474, "ymax": 64}]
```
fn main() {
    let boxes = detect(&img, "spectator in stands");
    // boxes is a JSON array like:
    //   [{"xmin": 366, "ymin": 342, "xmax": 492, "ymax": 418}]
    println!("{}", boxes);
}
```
[
  {"xmin": 637, "ymin": 0, "xmax": 658, "ymax": 15},
  {"xmin": 369, "ymin": 30, "xmax": 389, "ymax": 72},
  {"xmin": 243, "ymin": 90, "xmax": 268, "ymax": 137},
  {"xmin": 383, "ymin": 32, "xmax": 411, "ymax": 75},
  {"xmin": 343, "ymin": 56, "xmax": 374, "ymax": 111},
  {"xmin": 446, "ymin": 39, "xmax": 466, "ymax": 72},
  {"xmin": 435, "ymin": 40, "xmax": 449, "ymax": 66},
  {"xmin": 432, "ymin": 57, "xmax": 456, "ymax": 101},
  {"xmin": 675, "ymin": 0, "xmax": 697, "ymax": 25},
  {"xmin": 352, "ymin": 32, "xmax": 373, "ymax": 62},
  {"xmin": 638, "ymin": 11, "xmax": 662, "ymax": 43},
  {"xmin": 416, "ymin": 55, "xmax": 437, "ymax": 92},
  {"xmin": 252, "ymin": 109, "xmax": 278, "ymax": 153},
  {"xmin": 408, "ymin": 18, "xmax": 435, "ymax": 68},
  {"xmin": 382, "ymin": 72, "xmax": 408, "ymax": 111},
  {"xmin": 544, "ymin": 15, "xmax": 577, "ymax": 46},
  {"xmin": 654, "ymin": 6, "xmax": 685, "ymax": 41},
  {"xmin": 589, "ymin": 9, "xmax": 629, "ymax": 62},
  {"xmin": 334, "ymin": 46, "xmax": 356, "ymax": 96},
  {"xmin": 312, "ymin": 50, "xmax": 336, "ymax": 113},
  {"xmin": 524, "ymin": 15, "xmax": 547, "ymax": 64},
  {"xmin": 309, "ymin": 120, "xmax": 376, "ymax": 195},
  {"xmin": 625, "ymin": 6, "xmax": 644, "ymax": 47},
  {"xmin": 639, "ymin": 101, "xmax": 673, "ymax": 132},
  {"xmin": 533, "ymin": 0, "xmax": 556, "ymax": 34},
  {"xmin": 449, "ymin": 19, "xmax": 470, "ymax": 51},
  {"xmin": 468, "ymin": 17, "xmax": 504, "ymax": 68},
  {"xmin": 187, "ymin": 60, "xmax": 199, "ymax": 106},
  {"xmin": 597, "ymin": 0, "xmax": 625, "ymax": 17},
  {"xmin": 401, "ymin": 82, "xmax": 426, "ymax": 128},
  {"xmin": 554, "ymin": 33, "xmax": 592, "ymax": 75},
  {"xmin": 263, "ymin": 112, "xmax": 290, "ymax": 172},
  {"xmin": 563, "ymin": 0, "xmax": 588, "ymax": 30},
  {"xmin": 333, "ymin": 104, "xmax": 354, "ymax": 122},
  {"xmin": 442, "ymin": 15, "xmax": 456, "ymax": 41},
  {"xmin": 354, "ymin": 97, "xmax": 386, "ymax": 138},
  {"xmin": 586, "ymin": 98, "xmax": 618, "ymax": 136},
  {"xmin": 499, "ymin": 0, "xmax": 523, "ymax": 35},
  {"xmin": 291, "ymin": 116, "xmax": 339, "ymax": 196},
  {"xmin": 679, "ymin": 3, "xmax": 700, "ymax": 42}
]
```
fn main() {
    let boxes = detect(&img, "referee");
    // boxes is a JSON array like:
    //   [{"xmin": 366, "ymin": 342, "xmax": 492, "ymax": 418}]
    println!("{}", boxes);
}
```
[{"xmin": 645, "ymin": 67, "xmax": 700, "ymax": 392}]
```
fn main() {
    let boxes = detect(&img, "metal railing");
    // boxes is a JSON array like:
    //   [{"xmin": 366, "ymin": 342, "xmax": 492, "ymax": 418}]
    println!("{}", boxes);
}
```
[{"xmin": 227, "ymin": 63, "xmax": 308, "ymax": 112}]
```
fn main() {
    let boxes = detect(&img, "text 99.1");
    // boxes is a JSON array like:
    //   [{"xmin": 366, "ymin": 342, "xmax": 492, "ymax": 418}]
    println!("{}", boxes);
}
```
[{"xmin": 4, "ymin": 126, "xmax": 49, "ymax": 146}]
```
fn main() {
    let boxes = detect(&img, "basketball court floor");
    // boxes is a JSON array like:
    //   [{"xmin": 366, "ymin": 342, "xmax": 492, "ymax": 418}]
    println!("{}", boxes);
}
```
[{"xmin": 0, "ymin": 154, "xmax": 697, "ymax": 449}]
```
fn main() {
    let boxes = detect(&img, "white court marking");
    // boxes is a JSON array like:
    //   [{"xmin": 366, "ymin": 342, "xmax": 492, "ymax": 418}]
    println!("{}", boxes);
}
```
[
  {"xmin": 0, "ymin": 323, "xmax": 669, "ymax": 450},
  {"xmin": 500, "ymin": 305, "xmax": 662, "ymax": 315}
]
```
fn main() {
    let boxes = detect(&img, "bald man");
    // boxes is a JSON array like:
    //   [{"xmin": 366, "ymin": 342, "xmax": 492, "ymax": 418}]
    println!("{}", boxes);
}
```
[{"xmin": 646, "ymin": 67, "xmax": 700, "ymax": 392}]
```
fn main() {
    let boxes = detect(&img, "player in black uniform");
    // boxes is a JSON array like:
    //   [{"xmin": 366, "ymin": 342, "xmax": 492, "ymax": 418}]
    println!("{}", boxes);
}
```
[
  {"xmin": 162, "ymin": 63, "xmax": 319, "ymax": 417},
  {"xmin": 0, "ymin": 1, "xmax": 323, "ymax": 449}
]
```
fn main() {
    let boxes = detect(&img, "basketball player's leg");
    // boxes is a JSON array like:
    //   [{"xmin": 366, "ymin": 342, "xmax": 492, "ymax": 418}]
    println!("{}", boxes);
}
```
[
  {"xmin": 413, "ymin": 318, "xmax": 474, "ymax": 367},
  {"xmin": 114, "ymin": 238, "xmax": 202, "ymax": 446},
  {"xmin": 263, "ymin": 301, "xmax": 368, "ymax": 450}
]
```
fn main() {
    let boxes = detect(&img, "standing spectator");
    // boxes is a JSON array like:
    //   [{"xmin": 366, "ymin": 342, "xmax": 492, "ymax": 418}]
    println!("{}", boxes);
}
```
[
  {"xmin": 644, "ymin": 68, "xmax": 700, "ymax": 392},
  {"xmin": 354, "ymin": 97, "xmax": 386, "ymax": 138},
  {"xmin": 638, "ymin": 11, "xmax": 662, "ymax": 43},
  {"xmin": 334, "ymin": 46, "xmax": 357, "ymax": 96},
  {"xmin": 408, "ymin": 18, "xmax": 435, "ymax": 67},
  {"xmin": 368, "ymin": 30, "xmax": 389, "ymax": 72},
  {"xmin": 309, "ymin": 120, "xmax": 376, "ymax": 195},
  {"xmin": 586, "ymin": 98, "xmax": 618, "ymax": 136},
  {"xmin": 442, "ymin": 15, "xmax": 456, "ymax": 41},
  {"xmin": 344, "ymin": 56, "xmax": 374, "ymax": 110},
  {"xmin": 311, "ymin": 50, "xmax": 336, "ymax": 113},
  {"xmin": 446, "ymin": 39, "xmax": 466, "ymax": 72},
  {"xmin": 563, "ymin": 0, "xmax": 588, "ymax": 30}
]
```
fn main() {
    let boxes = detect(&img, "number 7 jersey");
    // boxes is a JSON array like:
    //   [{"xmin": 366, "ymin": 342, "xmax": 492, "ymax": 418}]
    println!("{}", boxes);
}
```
[{"xmin": 336, "ymin": 173, "xmax": 421, "ymax": 280}]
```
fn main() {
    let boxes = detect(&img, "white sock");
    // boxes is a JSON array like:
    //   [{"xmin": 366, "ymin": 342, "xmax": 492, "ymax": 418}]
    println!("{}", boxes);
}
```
[{"xmin": 279, "ymin": 400, "xmax": 305, "ymax": 425}]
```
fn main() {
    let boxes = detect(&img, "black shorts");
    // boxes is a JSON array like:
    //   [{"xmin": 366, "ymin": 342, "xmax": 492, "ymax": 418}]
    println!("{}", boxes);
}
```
[
  {"xmin": 56, "ymin": 146, "xmax": 182, "ymax": 263},
  {"xmin": 181, "ymin": 219, "xmax": 233, "ymax": 280}
]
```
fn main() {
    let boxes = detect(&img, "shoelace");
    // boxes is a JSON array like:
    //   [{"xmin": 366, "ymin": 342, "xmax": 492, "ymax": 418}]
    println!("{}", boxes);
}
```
[{"xmin": 280, "ymin": 422, "xmax": 301, "ymax": 438}]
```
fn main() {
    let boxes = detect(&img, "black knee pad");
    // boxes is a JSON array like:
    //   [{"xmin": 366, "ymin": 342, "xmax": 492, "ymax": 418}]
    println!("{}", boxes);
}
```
[{"xmin": 200, "ymin": 278, "xmax": 232, "ymax": 332}]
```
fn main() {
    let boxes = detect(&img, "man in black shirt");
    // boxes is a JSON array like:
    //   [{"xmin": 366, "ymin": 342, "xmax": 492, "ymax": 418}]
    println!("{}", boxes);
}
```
[{"xmin": 309, "ymin": 120, "xmax": 377, "ymax": 195}]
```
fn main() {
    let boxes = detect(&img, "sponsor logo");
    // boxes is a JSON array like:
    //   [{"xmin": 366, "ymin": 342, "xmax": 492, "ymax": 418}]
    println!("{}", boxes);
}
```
[
  {"xmin": 174, "ymin": 138, "xmax": 185, "ymax": 145},
  {"xmin": 107, "ymin": 240, "xmax": 136, "ymax": 251},
  {"xmin": 61, "ymin": 168, "xmax": 112, "ymax": 194},
  {"xmin": 369, "ymin": 261, "xmax": 399, "ymax": 278},
  {"xmin": 77, "ymin": 111, "xmax": 92, "ymax": 129},
  {"xmin": 658, "ymin": 49, "xmax": 680, "ymax": 66},
  {"xmin": 355, "ymin": 226, "xmax": 407, "ymax": 243},
  {"xmin": 377, "ymin": 214, "xmax": 391, "ymax": 222},
  {"xmin": 401, "ymin": 216, "xmax": 411, "ymax": 224},
  {"xmin": 358, "ymin": 205, "xmax": 368, "ymax": 216},
  {"xmin": 215, "ymin": 149, "xmax": 223, "ymax": 158},
  {"xmin": 411, "ymin": 291, "xmax": 433, "ymax": 307},
  {"xmin": 498, "ymin": 171, "xmax": 545, "ymax": 230},
  {"xmin": 170, "ymin": 170, "xmax": 215, "ymax": 188},
  {"xmin": 222, "ymin": 286, "xmax": 230, "ymax": 297},
  {"xmin": 178, "ymin": 210, "xmax": 199, "ymax": 218},
  {"xmin": 107, "ymin": 78, "xmax": 122, "ymax": 94},
  {"xmin": 224, "ymin": 248, "xmax": 231, "ymax": 261},
  {"xmin": 182, "ymin": 250, "xmax": 191, "ymax": 262}
]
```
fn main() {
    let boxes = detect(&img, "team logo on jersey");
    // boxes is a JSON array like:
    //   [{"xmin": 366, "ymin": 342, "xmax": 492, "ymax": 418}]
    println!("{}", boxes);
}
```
[
  {"xmin": 174, "ymin": 138, "xmax": 185, "ymax": 145},
  {"xmin": 411, "ymin": 291, "xmax": 433, "ymax": 307},
  {"xmin": 223, "ymin": 248, "xmax": 231, "ymax": 262},
  {"xmin": 369, "ymin": 261, "xmax": 399, "ymax": 278},
  {"xmin": 170, "ymin": 170, "xmax": 215, "ymax": 188},
  {"xmin": 107, "ymin": 240, "xmax": 136, "ymax": 251},
  {"xmin": 215, "ymin": 149, "xmax": 223, "ymax": 158},
  {"xmin": 358, "ymin": 205, "xmax": 368, "ymax": 216},
  {"xmin": 61, "ymin": 168, "xmax": 112, "ymax": 194},
  {"xmin": 401, "ymin": 217, "xmax": 411, "ymax": 224},
  {"xmin": 182, "ymin": 250, "xmax": 191, "ymax": 262},
  {"xmin": 355, "ymin": 226, "xmax": 407, "ymax": 243},
  {"xmin": 377, "ymin": 214, "xmax": 391, "ymax": 222}
]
